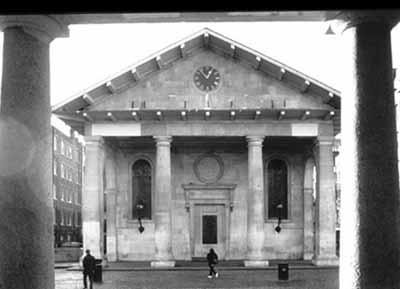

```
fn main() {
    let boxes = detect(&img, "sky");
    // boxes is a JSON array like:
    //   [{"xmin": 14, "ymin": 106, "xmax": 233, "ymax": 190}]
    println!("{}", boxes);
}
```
[{"xmin": 0, "ymin": 20, "xmax": 400, "ymax": 106}]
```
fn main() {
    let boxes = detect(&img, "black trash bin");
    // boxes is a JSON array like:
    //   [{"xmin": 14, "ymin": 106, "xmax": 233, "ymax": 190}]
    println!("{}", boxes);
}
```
[
  {"xmin": 93, "ymin": 259, "xmax": 102, "ymax": 283},
  {"xmin": 278, "ymin": 263, "xmax": 289, "ymax": 280}
]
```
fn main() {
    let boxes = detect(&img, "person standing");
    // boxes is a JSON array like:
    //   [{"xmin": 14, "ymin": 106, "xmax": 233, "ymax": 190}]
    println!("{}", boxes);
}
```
[
  {"xmin": 206, "ymin": 248, "xmax": 219, "ymax": 279},
  {"xmin": 82, "ymin": 249, "xmax": 96, "ymax": 289}
]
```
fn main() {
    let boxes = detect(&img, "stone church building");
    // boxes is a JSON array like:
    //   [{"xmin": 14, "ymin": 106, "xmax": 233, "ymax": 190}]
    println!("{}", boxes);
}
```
[{"xmin": 53, "ymin": 28, "xmax": 340, "ymax": 267}]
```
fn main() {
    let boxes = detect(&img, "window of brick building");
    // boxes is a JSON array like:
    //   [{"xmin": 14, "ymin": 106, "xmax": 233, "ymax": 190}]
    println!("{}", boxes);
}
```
[
  {"xmin": 53, "ymin": 160, "xmax": 58, "ymax": 176},
  {"xmin": 54, "ymin": 135, "xmax": 58, "ymax": 151},
  {"xmin": 60, "ymin": 140, "xmax": 65, "ymax": 156},
  {"xmin": 77, "ymin": 212, "xmax": 81, "ymax": 226},
  {"xmin": 68, "ymin": 146, "xmax": 72, "ymax": 159}
]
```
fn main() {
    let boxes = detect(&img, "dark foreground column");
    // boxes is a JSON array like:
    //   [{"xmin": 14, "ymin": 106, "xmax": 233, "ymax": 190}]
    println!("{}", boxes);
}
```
[
  {"xmin": 0, "ymin": 16, "xmax": 68, "ymax": 289},
  {"xmin": 336, "ymin": 10, "xmax": 400, "ymax": 289}
]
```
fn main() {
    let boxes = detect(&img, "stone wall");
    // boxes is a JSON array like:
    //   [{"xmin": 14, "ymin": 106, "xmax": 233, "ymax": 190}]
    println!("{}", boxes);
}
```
[
  {"xmin": 111, "ymin": 144, "xmax": 306, "ymax": 261},
  {"xmin": 92, "ymin": 50, "xmax": 332, "ymax": 112}
]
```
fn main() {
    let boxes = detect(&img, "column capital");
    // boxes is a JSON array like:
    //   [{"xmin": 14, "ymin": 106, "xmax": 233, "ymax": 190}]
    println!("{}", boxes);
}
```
[
  {"xmin": 0, "ymin": 15, "xmax": 69, "ymax": 43},
  {"xmin": 329, "ymin": 10, "xmax": 400, "ymax": 33},
  {"xmin": 84, "ymin": 136, "xmax": 105, "ymax": 147},
  {"xmin": 314, "ymin": 136, "xmax": 335, "ymax": 147},
  {"xmin": 246, "ymin": 135, "xmax": 264, "ymax": 146},
  {"xmin": 154, "ymin": 136, "xmax": 172, "ymax": 146}
]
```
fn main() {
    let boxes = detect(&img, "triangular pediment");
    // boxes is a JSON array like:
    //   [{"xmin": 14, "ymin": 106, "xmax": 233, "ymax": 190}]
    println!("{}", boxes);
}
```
[{"xmin": 52, "ymin": 28, "xmax": 340, "ymax": 133}]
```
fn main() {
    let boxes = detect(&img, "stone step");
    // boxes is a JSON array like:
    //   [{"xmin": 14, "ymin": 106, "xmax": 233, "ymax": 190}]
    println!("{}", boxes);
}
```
[
  {"xmin": 269, "ymin": 259, "xmax": 314, "ymax": 266},
  {"xmin": 175, "ymin": 259, "xmax": 244, "ymax": 267},
  {"xmin": 64, "ymin": 259, "xmax": 332, "ymax": 272},
  {"xmin": 185, "ymin": 259, "xmax": 314, "ymax": 266}
]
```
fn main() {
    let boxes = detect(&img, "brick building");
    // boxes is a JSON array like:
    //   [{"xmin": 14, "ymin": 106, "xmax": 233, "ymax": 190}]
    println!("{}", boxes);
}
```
[{"xmin": 52, "ymin": 125, "xmax": 83, "ymax": 247}]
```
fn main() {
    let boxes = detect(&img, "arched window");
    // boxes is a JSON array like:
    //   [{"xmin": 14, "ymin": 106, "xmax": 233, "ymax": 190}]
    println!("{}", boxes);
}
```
[
  {"xmin": 132, "ymin": 159, "xmax": 152, "ymax": 219},
  {"xmin": 267, "ymin": 159, "xmax": 288, "ymax": 219}
]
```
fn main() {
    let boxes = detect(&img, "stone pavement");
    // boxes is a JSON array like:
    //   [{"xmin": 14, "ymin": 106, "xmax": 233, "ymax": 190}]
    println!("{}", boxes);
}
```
[{"xmin": 55, "ymin": 267, "xmax": 338, "ymax": 289}]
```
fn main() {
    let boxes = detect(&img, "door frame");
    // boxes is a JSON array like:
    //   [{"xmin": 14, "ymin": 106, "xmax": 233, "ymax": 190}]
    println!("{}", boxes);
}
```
[
  {"xmin": 182, "ymin": 183, "xmax": 236, "ymax": 260},
  {"xmin": 194, "ymin": 204, "xmax": 225, "ymax": 258}
]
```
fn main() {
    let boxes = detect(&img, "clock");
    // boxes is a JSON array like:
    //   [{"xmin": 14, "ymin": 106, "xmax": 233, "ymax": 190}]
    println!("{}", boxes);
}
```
[{"xmin": 193, "ymin": 66, "xmax": 221, "ymax": 91}]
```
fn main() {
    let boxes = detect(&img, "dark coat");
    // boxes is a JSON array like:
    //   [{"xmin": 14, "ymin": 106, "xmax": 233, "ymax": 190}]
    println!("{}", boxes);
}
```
[
  {"xmin": 83, "ymin": 254, "xmax": 96, "ymax": 273},
  {"xmin": 206, "ymin": 251, "xmax": 218, "ymax": 266}
]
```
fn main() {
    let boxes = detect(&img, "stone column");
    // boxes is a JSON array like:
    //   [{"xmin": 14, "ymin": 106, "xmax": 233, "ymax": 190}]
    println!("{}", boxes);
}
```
[
  {"xmin": 244, "ymin": 136, "xmax": 268, "ymax": 267},
  {"xmin": 83, "ymin": 136, "xmax": 105, "ymax": 259},
  {"xmin": 0, "ymin": 16, "xmax": 68, "ymax": 289},
  {"xmin": 303, "ymin": 157, "xmax": 315, "ymax": 260},
  {"xmin": 313, "ymin": 136, "xmax": 338, "ymax": 266},
  {"xmin": 105, "ymin": 150, "xmax": 118, "ymax": 262},
  {"xmin": 333, "ymin": 10, "xmax": 400, "ymax": 289},
  {"xmin": 151, "ymin": 136, "xmax": 175, "ymax": 267}
]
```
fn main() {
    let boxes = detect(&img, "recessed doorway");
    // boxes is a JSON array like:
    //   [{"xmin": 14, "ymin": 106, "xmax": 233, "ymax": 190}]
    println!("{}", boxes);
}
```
[{"xmin": 193, "ymin": 204, "xmax": 226, "ymax": 258}]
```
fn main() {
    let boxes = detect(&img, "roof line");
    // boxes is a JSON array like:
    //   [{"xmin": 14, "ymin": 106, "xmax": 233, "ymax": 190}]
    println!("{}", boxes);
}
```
[
  {"xmin": 203, "ymin": 28, "xmax": 340, "ymax": 94},
  {"xmin": 52, "ymin": 28, "xmax": 211, "ymax": 111},
  {"xmin": 52, "ymin": 27, "xmax": 340, "ymax": 112}
]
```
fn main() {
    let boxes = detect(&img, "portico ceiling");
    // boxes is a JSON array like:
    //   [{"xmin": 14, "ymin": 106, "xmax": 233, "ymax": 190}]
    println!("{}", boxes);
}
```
[
  {"xmin": 53, "ymin": 11, "xmax": 338, "ymax": 25},
  {"xmin": 62, "ymin": 108, "xmax": 337, "ymax": 121}
]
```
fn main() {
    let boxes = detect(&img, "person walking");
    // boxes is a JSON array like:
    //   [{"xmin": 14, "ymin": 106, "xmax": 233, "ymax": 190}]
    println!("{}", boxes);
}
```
[
  {"xmin": 206, "ymin": 248, "xmax": 219, "ymax": 279},
  {"xmin": 82, "ymin": 249, "xmax": 96, "ymax": 289}
]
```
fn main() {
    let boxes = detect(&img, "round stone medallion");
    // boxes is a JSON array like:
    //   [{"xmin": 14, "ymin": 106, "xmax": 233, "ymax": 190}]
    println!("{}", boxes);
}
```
[{"xmin": 194, "ymin": 154, "xmax": 224, "ymax": 184}]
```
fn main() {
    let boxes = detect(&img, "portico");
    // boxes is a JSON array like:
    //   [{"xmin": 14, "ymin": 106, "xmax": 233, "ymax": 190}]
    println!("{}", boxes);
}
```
[{"xmin": 74, "ymin": 114, "xmax": 338, "ymax": 267}]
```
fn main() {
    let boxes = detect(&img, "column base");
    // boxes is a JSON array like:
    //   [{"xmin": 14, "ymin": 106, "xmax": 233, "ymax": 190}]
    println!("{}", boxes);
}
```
[
  {"xmin": 303, "ymin": 253, "xmax": 314, "ymax": 260},
  {"xmin": 244, "ymin": 260, "xmax": 269, "ymax": 267},
  {"xmin": 313, "ymin": 255, "xmax": 339, "ymax": 266},
  {"xmin": 151, "ymin": 260, "xmax": 176, "ymax": 267},
  {"xmin": 106, "ymin": 253, "xmax": 117, "ymax": 262}
]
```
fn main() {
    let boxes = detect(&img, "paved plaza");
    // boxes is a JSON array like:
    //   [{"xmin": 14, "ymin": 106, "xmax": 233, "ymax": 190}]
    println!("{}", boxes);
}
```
[{"xmin": 55, "ymin": 268, "xmax": 338, "ymax": 289}]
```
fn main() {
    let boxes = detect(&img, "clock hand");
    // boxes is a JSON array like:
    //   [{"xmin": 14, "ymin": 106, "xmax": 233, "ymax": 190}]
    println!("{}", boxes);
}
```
[
  {"xmin": 206, "ymin": 69, "xmax": 213, "ymax": 79},
  {"xmin": 200, "ymin": 69, "xmax": 208, "ymax": 78}
]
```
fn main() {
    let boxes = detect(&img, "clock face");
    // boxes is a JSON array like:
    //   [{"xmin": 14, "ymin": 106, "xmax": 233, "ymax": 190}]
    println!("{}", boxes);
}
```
[{"xmin": 193, "ymin": 66, "xmax": 221, "ymax": 91}]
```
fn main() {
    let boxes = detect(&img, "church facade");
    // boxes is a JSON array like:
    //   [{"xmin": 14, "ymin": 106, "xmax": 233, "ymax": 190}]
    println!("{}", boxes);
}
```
[{"xmin": 53, "ymin": 28, "xmax": 340, "ymax": 267}]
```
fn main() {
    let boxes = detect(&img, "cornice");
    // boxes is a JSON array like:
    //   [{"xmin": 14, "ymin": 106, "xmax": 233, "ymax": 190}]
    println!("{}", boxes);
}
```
[
  {"xmin": 329, "ymin": 10, "xmax": 400, "ymax": 34},
  {"xmin": 0, "ymin": 14, "xmax": 69, "ymax": 43}
]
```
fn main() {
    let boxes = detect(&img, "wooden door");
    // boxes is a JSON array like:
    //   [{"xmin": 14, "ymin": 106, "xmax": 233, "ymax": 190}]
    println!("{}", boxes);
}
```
[{"xmin": 193, "ymin": 204, "xmax": 225, "ymax": 259}]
